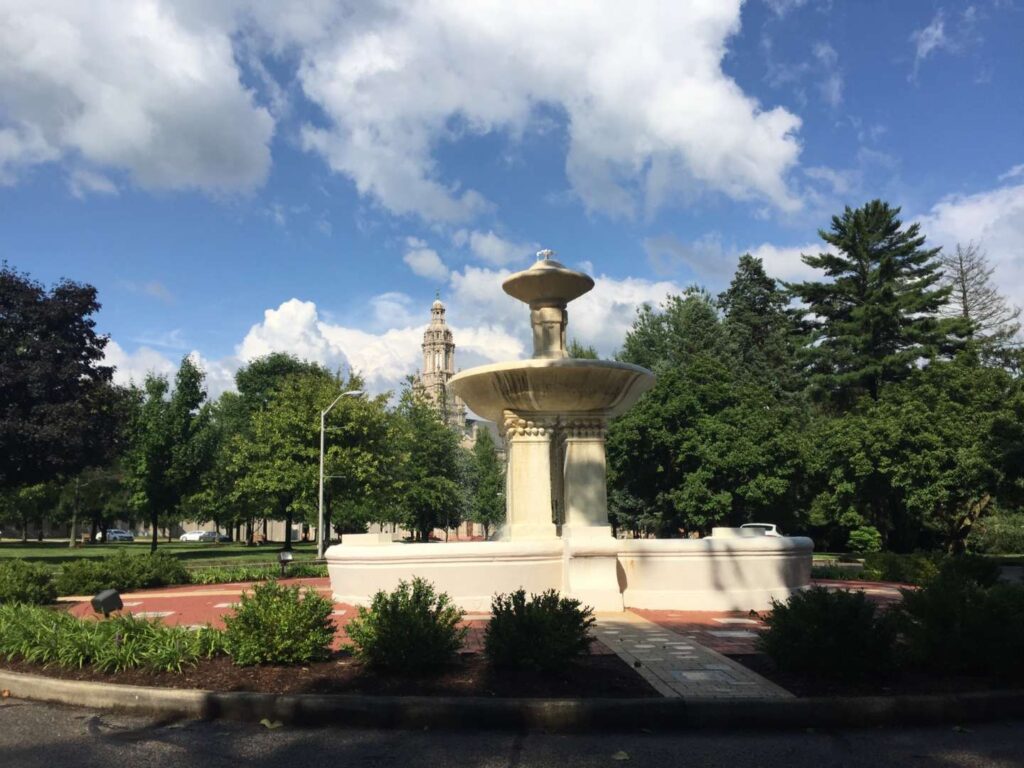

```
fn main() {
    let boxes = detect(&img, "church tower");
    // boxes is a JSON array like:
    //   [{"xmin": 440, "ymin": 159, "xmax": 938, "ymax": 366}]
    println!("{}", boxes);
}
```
[{"xmin": 415, "ymin": 297, "xmax": 466, "ymax": 429}]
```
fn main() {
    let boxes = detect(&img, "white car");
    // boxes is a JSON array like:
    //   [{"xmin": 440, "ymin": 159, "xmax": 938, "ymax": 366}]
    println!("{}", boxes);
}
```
[
  {"xmin": 740, "ymin": 523, "xmax": 782, "ymax": 537},
  {"xmin": 179, "ymin": 530, "xmax": 218, "ymax": 542},
  {"xmin": 101, "ymin": 529, "xmax": 134, "ymax": 542}
]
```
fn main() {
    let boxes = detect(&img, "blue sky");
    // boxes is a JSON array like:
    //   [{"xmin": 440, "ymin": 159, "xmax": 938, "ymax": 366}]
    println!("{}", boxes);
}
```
[{"xmin": 2, "ymin": 0, "xmax": 1022, "ymax": 396}]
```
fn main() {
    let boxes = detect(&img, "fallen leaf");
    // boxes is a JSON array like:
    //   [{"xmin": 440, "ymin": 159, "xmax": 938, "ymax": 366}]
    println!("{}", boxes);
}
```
[
  {"xmin": 612, "ymin": 751, "xmax": 630, "ymax": 761},
  {"xmin": 1, "ymin": 689, "xmax": 10, "ymax": 699},
  {"xmin": 260, "ymin": 719, "xmax": 283, "ymax": 730}
]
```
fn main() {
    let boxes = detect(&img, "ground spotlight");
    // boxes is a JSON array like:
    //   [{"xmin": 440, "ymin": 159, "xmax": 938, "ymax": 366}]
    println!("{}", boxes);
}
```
[{"xmin": 91, "ymin": 589, "xmax": 123, "ymax": 618}]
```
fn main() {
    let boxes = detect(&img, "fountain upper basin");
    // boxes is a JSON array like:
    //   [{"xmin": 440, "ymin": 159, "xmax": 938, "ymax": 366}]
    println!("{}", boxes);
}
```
[{"xmin": 449, "ymin": 358, "xmax": 655, "ymax": 423}]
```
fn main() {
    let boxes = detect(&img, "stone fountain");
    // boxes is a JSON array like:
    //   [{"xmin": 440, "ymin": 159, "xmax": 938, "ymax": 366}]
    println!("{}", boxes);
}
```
[{"xmin": 326, "ymin": 252, "xmax": 812, "ymax": 612}]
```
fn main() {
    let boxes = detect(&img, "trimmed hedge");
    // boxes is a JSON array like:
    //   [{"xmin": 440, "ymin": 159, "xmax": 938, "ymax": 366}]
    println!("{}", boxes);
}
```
[
  {"xmin": 345, "ymin": 577, "xmax": 466, "ymax": 675},
  {"xmin": 0, "ymin": 560, "xmax": 57, "ymax": 605},
  {"xmin": 758, "ymin": 586, "xmax": 897, "ymax": 681},
  {"xmin": 54, "ymin": 551, "xmax": 188, "ymax": 596},
  {"xmin": 223, "ymin": 581, "xmax": 336, "ymax": 665},
  {"xmin": 484, "ymin": 589, "xmax": 595, "ymax": 671}
]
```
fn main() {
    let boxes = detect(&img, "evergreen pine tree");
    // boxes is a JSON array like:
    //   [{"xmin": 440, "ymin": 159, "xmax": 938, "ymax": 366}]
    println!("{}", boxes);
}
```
[
  {"xmin": 789, "ymin": 200, "xmax": 966, "ymax": 406},
  {"xmin": 718, "ymin": 254, "xmax": 799, "ymax": 392}
]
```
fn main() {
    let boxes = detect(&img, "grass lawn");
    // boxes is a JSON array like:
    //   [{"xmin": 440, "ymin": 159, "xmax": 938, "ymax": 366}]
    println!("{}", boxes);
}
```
[{"xmin": 0, "ymin": 540, "xmax": 319, "ymax": 567}]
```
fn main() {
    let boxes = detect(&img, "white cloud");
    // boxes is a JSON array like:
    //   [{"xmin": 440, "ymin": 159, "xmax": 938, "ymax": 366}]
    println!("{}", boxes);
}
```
[
  {"xmin": 762, "ymin": 0, "xmax": 810, "ymax": 16},
  {"xmin": 237, "ymin": 299, "xmax": 347, "ymax": 370},
  {"xmin": 292, "ymin": 1, "xmax": 803, "ymax": 220},
  {"xmin": 453, "ymin": 229, "xmax": 538, "ymax": 267},
  {"xmin": 0, "ymin": 0, "xmax": 273, "ymax": 192},
  {"xmin": 644, "ymin": 233, "xmax": 831, "ymax": 285},
  {"xmin": 68, "ymin": 168, "xmax": 117, "ymax": 198},
  {"xmin": 104, "ymin": 340, "xmax": 177, "ymax": 387},
  {"xmin": 402, "ymin": 239, "xmax": 449, "ymax": 281},
  {"xmin": 917, "ymin": 181, "xmax": 1024, "ymax": 307},
  {"xmin": 909, "ymin": 7, "xmax": 981, "ymax": 81},
  {"xmin": 999, "ymin": 164, "xmax": 1024, "ymax": 182},
  {"xmin": 812, "ymin": 42, "xmax": 843, "ymax": 108}
]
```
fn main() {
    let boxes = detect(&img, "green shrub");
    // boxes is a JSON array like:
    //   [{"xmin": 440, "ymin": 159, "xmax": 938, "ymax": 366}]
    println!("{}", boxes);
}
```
[
  {"xmin": 54, "ymin": 551, "xmax": 188, "ymax": 596},
  {"xmin": 187, "ymin": 562, "xmax": 327, "ymax": 585},
  {"xmin": 0, "ymin": 560, "xmax": 57, "ymax": 605},
  {"xmin": 862, "ymin": 552, "xmax": 941, "ymax": 585},
  {"xmin": 0, "ymin": 603, "xmax": 223, "ymax": 673},
  {"xmin": 484, "ymin": 589, "xmax": 595, "ymax": 671},
  {"xmin": 935, "ymin": 554, "xmax": 1001, "ymax": 587},
  {"xmin": 345, "ymin": 577, "xmax": 466, "ymax": 675},
  {"xmin": 223, "ymin": 581, "xmax": 335, "ymax": 665},
  {"xmin": 968, "ymin": 511, "xmax": 1024, "ymax": 555},
  {"xmin": 758, "ymin": 586, "xmax": 896, "ymax": 681},
  {"xmin": 897, "ymin": 571, "xmax": 1024, "ymax": 680},
  {"xmin": 847, "ymin": 525, "xmax": 883, "ymax": 554}
]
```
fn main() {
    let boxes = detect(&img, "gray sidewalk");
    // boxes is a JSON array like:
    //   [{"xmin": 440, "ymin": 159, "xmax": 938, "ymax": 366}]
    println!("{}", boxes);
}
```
[{"xmin": 593, "ymin": 611, "xmax": 792, "ymax": 699}]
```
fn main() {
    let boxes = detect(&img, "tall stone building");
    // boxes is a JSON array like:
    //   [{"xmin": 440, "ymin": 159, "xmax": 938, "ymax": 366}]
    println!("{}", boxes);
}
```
[{"xmin": 414, "ymin": 297, "xmax": 467, "ymax": 429}]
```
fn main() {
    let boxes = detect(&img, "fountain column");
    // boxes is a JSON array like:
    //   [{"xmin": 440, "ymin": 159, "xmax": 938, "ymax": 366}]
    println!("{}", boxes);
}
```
[
  {"xmin": 503, "ymin": 411, "xmax": 559, "ymax": 540},
  {"xmin": 561, "ymin": 417, "xmax": 611, "ymax": 535}
]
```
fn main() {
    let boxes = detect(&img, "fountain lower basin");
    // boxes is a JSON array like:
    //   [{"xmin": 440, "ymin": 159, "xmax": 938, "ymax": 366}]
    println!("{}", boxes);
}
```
[{"xmin": 326, "ymin": 532, "xmax": 813, "ymax": 612}]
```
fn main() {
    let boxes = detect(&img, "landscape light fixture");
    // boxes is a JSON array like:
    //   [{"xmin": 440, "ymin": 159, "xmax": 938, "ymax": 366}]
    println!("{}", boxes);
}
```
[
  {"xmin": 278, "ymin": 550, "xmax": 294, "ymax": 577},
  {"xmin": 91, "ymin": 589, "xmax": 123, "ymax": 619},
  {"xmin": 318, "ymin": 389, "xmax": 365, "ymax": 559}
]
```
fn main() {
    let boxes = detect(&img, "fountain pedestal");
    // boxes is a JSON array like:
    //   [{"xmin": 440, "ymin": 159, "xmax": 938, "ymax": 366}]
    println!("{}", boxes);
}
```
[{"xmin": 503, "ymin": 412, "xmax": 559, "ymax": 540}]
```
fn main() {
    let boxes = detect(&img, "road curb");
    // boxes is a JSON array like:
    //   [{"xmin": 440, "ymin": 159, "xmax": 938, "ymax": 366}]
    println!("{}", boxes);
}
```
[{"xmin": 2, "ymin": 669, "xmax": 1023, "ymax": 731}]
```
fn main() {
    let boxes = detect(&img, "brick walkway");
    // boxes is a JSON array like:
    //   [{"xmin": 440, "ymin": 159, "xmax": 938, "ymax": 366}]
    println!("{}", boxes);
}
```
[{"xmin": 592, "ymin": 612, "xmax": 791, "ymax": 699}]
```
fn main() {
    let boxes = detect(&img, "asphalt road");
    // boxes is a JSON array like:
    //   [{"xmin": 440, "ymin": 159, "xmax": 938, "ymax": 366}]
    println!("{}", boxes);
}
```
[{"xmin": 2, "ymin": 700, "xmax": 1023, "ymax": 768}]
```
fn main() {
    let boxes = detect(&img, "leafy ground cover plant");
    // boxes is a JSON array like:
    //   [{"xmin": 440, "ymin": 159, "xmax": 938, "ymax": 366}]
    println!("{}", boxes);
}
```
[
  {"xmin": 484, "ymin": 589, "xmax": 595, "ymax": 671},
  {"xmin": 757, "ymin": 586, "xmax": 896, "ymax": 681},
  {"xmin": 0, "ymin": 603, "xmax": 223, "ymax": 673},
  {"xmin": 0, "ymin": 560, "xmax": 57, "ymax": 605},
  {"xmin": 223, "ymin": 580, "xmax": 335, "ymax": 665},
  {"xmin": 345, "ymin": 577, "xmax": 466, "ymax": 675}
]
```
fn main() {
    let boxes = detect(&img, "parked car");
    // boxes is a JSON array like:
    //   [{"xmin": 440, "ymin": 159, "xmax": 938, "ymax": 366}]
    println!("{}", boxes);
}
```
[
  {"xmin": 740, "ymin": 523, "xmax": 781, "ymax": 537},
  {"xmin": 179, "ymin": 530, "xmax": 218, "ymax": 542},
  {"xmin": 100, "ymin": 529, "xmax": 134, "ymax": 542}
]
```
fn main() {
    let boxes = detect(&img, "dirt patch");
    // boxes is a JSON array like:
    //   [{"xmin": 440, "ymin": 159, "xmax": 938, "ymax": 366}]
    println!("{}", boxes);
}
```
[
  {"xmin": 729, "ymin": 653, "xmax": 1023, "ymax": 698},
  {"xmin": 0, "ymin": 652, "xmax": 657, "ymax": 699}
]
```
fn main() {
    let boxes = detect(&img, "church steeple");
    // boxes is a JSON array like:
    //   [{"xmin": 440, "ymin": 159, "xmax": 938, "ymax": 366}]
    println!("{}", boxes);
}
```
[{"xmin": 416, "ymin": 296, "xmax": 465, "ymax": 428}]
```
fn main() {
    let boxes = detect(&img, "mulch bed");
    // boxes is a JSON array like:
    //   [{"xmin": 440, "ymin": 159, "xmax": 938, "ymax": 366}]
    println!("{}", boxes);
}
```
[
  {"xmin": 729, "ymin": 653, "xmax": 1023, "ymax": 698},
  {"xmin": 0, "ymin": 652, "xmax": 658, "ymax": 699}
]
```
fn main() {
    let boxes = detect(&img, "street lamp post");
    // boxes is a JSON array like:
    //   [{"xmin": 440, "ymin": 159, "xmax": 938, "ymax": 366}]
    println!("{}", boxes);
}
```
[{"xmin": 318, "ymin": 390, "xmax": 364, "ymax": 559}]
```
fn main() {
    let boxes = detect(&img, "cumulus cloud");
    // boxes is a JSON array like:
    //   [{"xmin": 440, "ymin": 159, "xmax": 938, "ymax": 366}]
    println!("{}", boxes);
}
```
[
  {"xmin": 402, "ymin": 237, "xmax": 449, "ymax": 281},
  {"xmin": 104, "ymin": 340, "xmax": 178, "ymax": 387},
  {"xmin": 292, "ymin": 1, "xmax": 803, "ymax": 220},
  {"xmin": 0, "ymin": 0, "xmax": 273, "ymax": 192},
  {"xmin": 917, "ymin": 180, "xmax": 1024, "ymax": 306}
]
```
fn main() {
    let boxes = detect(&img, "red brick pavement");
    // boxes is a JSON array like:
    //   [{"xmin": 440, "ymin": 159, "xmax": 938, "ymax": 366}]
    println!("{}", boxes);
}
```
[{"xmin": 63, "ymin": 577, "xmax": 904, "ymax": 656}]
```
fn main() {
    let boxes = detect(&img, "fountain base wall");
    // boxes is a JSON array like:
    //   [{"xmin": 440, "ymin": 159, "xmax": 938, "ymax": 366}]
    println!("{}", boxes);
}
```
[{"xmin": 326, "ymin": 532, "xmax": 813, "ymax": 613}]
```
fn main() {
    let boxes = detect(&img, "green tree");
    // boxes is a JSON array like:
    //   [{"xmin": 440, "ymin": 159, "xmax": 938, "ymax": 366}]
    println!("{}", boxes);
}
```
[
  {"xmin": 469, "ymin": 428, "xmax": 505, "ymax": 538},
  {"xmin": 718, "ymin": 254, "xmax": 800, "ymax": 392},
  {"xmin": 0, "ymin": 263, "xmax": 123, "ymax": 488},
  {"xmin": 609, "ymin": 290, "xmax": 808, "ymax": 536},
  {"xmin": 0, "ymin": 483, "xmax": 59, "ymax": 541},
  {"xmin": 125, "ymin": 357, "xmax": 215, "ymax": 552},
  {"xmin": 393, "ymin": 382, "xmax": 466, "ymax": 542},
  {"xmin": 567, "ymin": 338, "xmax": 599, "ymax": 359},
  {"xmin": 806, "ymin": 354, "xmax": 1024, "ymax": 553},
  {"xmin": 789, "ymin": 201, "xmax": 966, "ymax": 406}
]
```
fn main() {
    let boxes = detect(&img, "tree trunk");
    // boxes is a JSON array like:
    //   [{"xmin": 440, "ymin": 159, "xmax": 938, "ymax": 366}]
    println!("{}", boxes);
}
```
[
  {"xmin": 284, "ymin": 509, "xmax": 293, "ymax": 551},
  {"xmin": 150, "ymin": 511, "xmax": 159, "ymax": 553}
]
